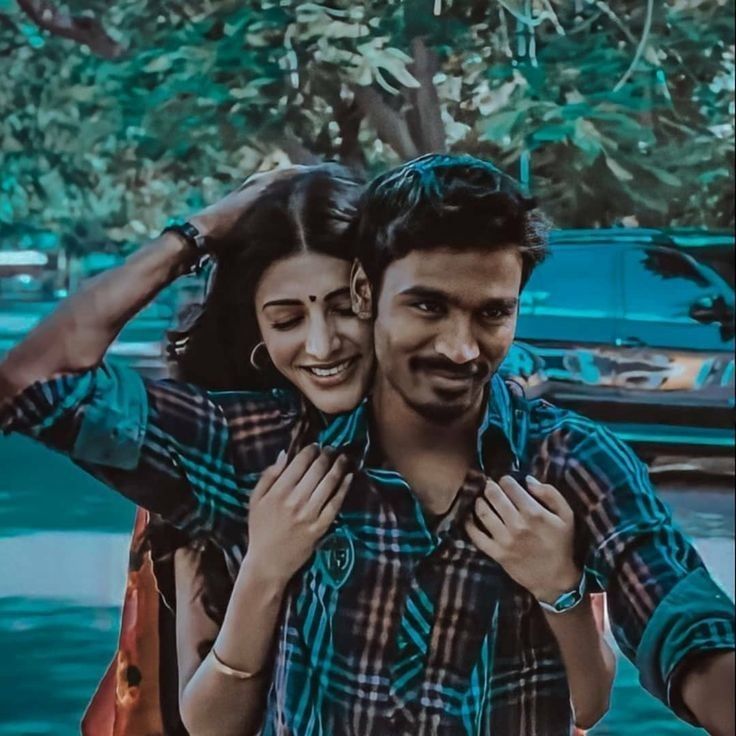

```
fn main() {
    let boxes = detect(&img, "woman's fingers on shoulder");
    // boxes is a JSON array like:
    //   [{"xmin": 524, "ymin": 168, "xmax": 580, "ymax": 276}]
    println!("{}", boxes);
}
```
[
  {"xmin": 251, "ymin": 450, "xmax": 289, "ymax": 499},
  {"xmin": 270, "ymin": 444, "xmax": 321, "ymax": 495},
  {"xmin": 291, "ymin": 448, "xmax": 346, "ymax": 505},
  {"xmin": 317, "ymin": 472, "xmax": 353, "ymax": 528}
]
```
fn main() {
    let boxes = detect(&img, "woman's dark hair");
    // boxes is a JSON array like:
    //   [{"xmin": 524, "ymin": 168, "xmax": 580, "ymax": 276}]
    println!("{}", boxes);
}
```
[
  {"xmin": 355, "ymin": 153, "xmax": 550, "ymax": 295},
  {"xmin": 146, "ymin": 164, "xmax": 364, "ymax": 632},
  {"xmin": 168, "ymin": 163, "xmax": 364, "ymax": 390}
]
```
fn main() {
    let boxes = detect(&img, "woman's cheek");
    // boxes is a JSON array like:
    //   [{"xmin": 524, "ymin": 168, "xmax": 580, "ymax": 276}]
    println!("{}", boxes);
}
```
[
  {"xmin": 263, "ymin": 330, "xmax": 302, "ymax": 373},
  {"xmin": 339, "ymin": 315, "xmax": 373, "ymax": 352}
]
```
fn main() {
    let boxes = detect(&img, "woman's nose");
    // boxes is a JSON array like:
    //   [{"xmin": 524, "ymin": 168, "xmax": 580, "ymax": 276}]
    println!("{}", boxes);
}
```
[{"xmin": 305, "ymin": 316, "xmax": 339, "ymax": 360}]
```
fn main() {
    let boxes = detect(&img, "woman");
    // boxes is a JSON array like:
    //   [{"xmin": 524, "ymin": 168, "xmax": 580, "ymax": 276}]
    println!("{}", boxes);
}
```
[
  {"xmin": 0, "ymin": 164, "xmax": 614, "ymax": 735},
  {"xmin": 83, "ymin": 162, "xmax": 375, "ymax": 735}
]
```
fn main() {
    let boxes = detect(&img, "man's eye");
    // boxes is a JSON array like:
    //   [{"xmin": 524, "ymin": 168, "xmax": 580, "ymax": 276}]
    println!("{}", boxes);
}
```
[
  {"xmin": 480, "ymin": 308, "xmax": 511, "ymax": 321},
  {"xmin": 413, "ymin": 301, "xmax": 443, "ymax": 314}
]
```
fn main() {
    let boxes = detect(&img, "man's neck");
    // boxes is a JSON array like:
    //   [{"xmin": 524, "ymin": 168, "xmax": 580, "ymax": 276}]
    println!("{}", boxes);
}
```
[{"xmin": 370, "ymin": 374, "xmax": 483, "ymax": 466}]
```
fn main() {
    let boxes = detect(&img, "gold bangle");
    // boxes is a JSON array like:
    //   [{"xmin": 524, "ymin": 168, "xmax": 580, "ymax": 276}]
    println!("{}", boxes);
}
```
[{"xmin": 210, "ymin": 647, "xmax": 265, "ymax": 680}]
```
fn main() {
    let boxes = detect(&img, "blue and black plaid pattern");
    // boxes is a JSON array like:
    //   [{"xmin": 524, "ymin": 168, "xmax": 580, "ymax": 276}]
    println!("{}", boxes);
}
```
[{"xmin": 2, "ymin": 363, "xmax": 734, "ymax": 735}]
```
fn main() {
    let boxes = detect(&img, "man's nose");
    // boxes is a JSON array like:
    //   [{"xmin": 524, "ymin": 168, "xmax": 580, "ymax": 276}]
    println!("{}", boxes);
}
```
[
  {"xmin": 305, "ymin": 315, "xmax": 339, "ymax": 359},
  {"xmin": 434, "ymin": 318, "xmax": 480, "ymax": 364}
]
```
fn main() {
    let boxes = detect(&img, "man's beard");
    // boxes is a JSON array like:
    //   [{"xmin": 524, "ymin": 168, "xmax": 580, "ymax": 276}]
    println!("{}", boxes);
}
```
[
  {"xmin": 405, "ymin": 394, "xmax": 476, "ymax": 423},
  {"xmin": 399, "ymin": 356, "xmax": 493, "ymax": 424}
]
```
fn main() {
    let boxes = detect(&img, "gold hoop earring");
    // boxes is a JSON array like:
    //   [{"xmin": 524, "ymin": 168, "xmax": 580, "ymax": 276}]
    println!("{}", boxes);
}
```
[{"xmin": 249, "ymin": 341, "xmax": 270, "ymax": 371}]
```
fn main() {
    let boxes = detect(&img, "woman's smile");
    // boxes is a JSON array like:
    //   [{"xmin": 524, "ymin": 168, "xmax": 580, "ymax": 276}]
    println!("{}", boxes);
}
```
[{"xmin": 299, "ymin": 355, "xmax": 361, "ymax": 385}]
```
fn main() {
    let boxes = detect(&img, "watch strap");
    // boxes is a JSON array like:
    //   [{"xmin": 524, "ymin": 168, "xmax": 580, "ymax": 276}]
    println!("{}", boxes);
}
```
[
  {"xmin": 161, "ymin": 221, "xmax": 209, "ymax": 274},
  {"xmin": 537, "ymin": 570, "xmax": 587, "ymax": 614}
]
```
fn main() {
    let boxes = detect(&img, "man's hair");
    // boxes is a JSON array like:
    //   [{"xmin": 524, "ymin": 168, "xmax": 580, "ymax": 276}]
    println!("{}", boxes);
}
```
[{"xmin": 355, "ymin": 154, "xmax": 550, "ymax": 291}]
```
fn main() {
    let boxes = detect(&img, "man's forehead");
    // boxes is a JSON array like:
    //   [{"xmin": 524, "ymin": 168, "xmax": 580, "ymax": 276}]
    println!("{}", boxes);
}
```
[{"xmin": 381, "ymin": 246, "xmax": 522, "ymax": 294}]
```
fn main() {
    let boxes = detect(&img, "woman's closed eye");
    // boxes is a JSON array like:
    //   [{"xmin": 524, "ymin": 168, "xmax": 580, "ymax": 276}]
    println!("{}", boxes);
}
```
[
  {"xmin": 332, "ymin": 304, "xmax": 356, "ymax": 318},
  {"xmin": 271, "ymin": 314, "xmax": 303, "ymax": 330}
]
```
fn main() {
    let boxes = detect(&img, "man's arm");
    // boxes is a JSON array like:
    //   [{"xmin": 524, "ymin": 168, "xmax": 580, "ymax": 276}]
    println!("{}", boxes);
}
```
[
  {"xmin": 678, "ymin": 651, "xmax": 735, "ymax": 736},
  {"xmin": 558, "ymin": 422, "xmax": 735, "ymax": 732}
]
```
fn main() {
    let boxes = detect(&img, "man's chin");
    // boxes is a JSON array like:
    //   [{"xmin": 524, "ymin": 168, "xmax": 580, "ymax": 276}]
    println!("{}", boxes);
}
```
[{"xmin": 406, "ymin": 395, "xmax": 477, "ymax": 424}]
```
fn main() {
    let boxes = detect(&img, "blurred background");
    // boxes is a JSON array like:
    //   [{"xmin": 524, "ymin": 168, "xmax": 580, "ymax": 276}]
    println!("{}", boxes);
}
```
[{"xmin": 0, "ymin": 1, "xmax": 733, "ymax": 734}]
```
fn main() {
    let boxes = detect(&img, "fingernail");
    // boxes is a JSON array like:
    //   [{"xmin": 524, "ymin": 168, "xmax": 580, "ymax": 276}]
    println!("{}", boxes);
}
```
[
  {"xmin": 345, "ymin": 473, "xmax": 354, "ymax": 486},
  {"xmin": 526, "ymin": 474, "xmax": 540, "ymax": 485},
  {"xmin": 277, "ymin": 449, "xmax": 287, "ymax": 463}
]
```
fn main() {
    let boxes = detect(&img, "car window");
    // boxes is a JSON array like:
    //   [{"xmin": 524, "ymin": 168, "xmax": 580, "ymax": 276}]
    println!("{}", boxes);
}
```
[
  {"xmin": 623, "ymin": 246, "xmax": 720, "ymax": 321},
  {"xmin": 516, "ymin": 245, "xmax": 619, "ymax": 343},
  {"xmin": 522, "ymin": 245, "xmax": 619, "ymax": 316},
  {"xmin": 622, "ymin": 245, "xmax": 733, "ymax": 349}
]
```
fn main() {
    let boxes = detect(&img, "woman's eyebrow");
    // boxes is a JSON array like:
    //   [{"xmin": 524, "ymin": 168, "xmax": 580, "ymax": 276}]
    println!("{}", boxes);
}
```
[
  {"xmin": 323, "ymin": 287, "xmax": 351, "ymax": 301},
  {"xmin": 262, "ymin": 287, "xmax": 350, "ymax": 310},
  {"xmin": 262, "ymin": 298, "xmax": 303, "ymax": 310}
]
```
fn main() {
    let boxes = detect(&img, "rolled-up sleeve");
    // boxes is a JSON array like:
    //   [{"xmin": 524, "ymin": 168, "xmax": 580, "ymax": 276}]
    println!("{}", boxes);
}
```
[
  {"xmin": 1, "ymin": 362, "xmax": 225, "ymax": 534},
  {"xmin": 71, "ymin": 361, "xmax": 148, "ymax": 469},
  {"xmin": 637, "ymin": 567, "xmax": 735, "ymax": 721},
  {"xmin": 1, "ymin": 362, "xmax": 302, "ymax": 547},
  {"xmin": 560, "ymin": 422, "xmax": 735, "ymax": 719}
]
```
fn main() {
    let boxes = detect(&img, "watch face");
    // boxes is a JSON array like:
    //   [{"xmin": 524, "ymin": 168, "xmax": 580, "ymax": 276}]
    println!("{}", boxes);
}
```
[{"xmin": 554, "ymin": 589, "xmax": 582, "ymax": 613}]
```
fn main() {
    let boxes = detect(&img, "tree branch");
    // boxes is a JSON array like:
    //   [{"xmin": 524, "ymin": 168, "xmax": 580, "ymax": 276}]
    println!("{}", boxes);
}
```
[
  {"xmin": 279, "ymin": 135, "xmax": 322, "ymax": 165},
  {"xmin": 353, "ymin": 86, "xmax": 419, "ymax": 160},
  {"xmin": 334, "ymin": 98, "xmax": 366, "ymax": 172},
  {"xmin": 405, "ymin": 37, "xmax": 446, "ymax": 153},
  {"xmin": 16, "ymin": 0, "xmax": 123, "ymax": 59}
]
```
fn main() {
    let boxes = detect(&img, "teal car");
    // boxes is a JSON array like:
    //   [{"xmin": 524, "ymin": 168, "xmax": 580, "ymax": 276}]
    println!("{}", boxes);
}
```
[{"xmin": 502, "ymin": 229, "xmax": 735, "ymax": 466}]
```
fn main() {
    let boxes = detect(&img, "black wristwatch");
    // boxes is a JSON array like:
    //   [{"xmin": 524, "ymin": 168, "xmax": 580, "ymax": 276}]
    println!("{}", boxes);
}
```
[{"xmin": 161, "ymin": 220, "xmax": 209, "ymax": 274}]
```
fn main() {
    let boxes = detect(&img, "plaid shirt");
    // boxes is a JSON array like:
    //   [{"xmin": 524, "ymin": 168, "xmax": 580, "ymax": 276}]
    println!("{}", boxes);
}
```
[{"xmin": 2, "ymin": 361, "xmax": 734, "ymax": 735}]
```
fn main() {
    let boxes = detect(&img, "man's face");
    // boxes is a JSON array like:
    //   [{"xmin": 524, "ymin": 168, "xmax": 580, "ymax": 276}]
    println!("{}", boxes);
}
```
[{"xmin": 370, "ymin": 246, "xmax": 522, "ymax": 422}]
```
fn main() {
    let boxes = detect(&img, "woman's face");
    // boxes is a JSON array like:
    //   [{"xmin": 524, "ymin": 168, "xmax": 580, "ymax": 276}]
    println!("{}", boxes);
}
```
[{"xmin": 254, "ymin": 252, "xmax": 374, "ymax": 414}]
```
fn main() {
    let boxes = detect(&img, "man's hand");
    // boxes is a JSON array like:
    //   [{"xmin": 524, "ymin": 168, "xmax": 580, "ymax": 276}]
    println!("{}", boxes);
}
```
[
  {"xmin": 190, "ymin": 166, "xmax": 308, "ymax": 250},
  {"xmin": 464, "ymin": 475, "xmax": 580, "ymax": 603}
]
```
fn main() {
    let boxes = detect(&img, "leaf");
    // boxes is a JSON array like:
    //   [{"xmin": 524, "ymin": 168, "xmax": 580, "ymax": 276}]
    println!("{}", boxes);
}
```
[
  {"xmin": 571, "ymin": 118, "xmax": 603, "ymax": 159},
  {"xmin": 481, "ymin": 109, "xmax": 523, "ymax": 143},
  {"xmin": 531, "ymin": 124, "xmax": 574, "ymax": 143},
  {"xmin": 605, "ymin": 155, "xmax": 634, "ymax": 182},
  {"xmin": 143, "ymin": 56, "xmax": 173, "ymax": 73},
  {"xmin": 645, "ymin": 167, "xmax": 683, "ymax": 187}
]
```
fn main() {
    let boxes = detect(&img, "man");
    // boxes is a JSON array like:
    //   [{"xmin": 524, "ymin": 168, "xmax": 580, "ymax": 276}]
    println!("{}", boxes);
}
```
[{"xmin": 1, "ymin": 155, "xmax": 734, "ymax": 735}]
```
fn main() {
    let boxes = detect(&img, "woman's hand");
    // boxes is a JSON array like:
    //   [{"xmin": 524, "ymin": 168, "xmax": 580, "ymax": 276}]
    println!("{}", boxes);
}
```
[
  {"xmin": 464, "ymin": 475, "xmax": 580, "ymax": 604},
  {"xmin": 246, "ymin": 444, "xmax": 353, "ymax": 584},
  {"xmin": 190, "ymin": 166, "xmax": 308, "ymax": 249}
]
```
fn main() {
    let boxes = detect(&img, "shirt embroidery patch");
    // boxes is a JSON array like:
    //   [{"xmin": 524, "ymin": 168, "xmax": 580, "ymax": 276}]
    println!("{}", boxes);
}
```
[{"xmin": 316, "ymin": 526, "xmax": 355, "ymax": 589}]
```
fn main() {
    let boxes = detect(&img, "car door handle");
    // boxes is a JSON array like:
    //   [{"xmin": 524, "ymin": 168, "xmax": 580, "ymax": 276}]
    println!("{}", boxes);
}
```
[{"xmin": 615, "ymin": 337, "xmax": 646, "ymax": 347}]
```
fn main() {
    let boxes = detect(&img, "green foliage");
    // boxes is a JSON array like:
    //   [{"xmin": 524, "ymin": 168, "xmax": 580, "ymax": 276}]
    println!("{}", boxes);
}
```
[{"xmin": 0, "ymin": 0, "xmax": 733, "ymax": 251}]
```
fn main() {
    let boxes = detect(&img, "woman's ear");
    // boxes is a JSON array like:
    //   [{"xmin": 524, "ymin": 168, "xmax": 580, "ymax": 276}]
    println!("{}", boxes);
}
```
[{"xmin": 350, "ymin": 260, "xmax": 374, "ymax": 320}]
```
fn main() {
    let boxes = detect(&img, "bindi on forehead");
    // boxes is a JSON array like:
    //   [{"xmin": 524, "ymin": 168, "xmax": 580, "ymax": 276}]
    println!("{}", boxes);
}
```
[{"xmin": 309, "ymin": 295, "xmax": 317, "ymax": 302}]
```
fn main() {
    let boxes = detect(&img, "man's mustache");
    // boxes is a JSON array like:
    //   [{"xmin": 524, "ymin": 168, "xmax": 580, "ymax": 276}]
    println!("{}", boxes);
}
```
[{"xmin": 410, "ymin": 356, "xmax": 489, "ymax": 379}]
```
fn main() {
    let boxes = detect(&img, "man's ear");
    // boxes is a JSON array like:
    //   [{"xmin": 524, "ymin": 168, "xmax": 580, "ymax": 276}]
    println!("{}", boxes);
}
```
[{"xmin": 350, "ymin": 260, "xmax": 374, "ymax": 320}]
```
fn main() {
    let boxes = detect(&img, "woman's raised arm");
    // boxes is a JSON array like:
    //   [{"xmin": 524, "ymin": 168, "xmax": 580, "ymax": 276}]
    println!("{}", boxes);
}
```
[
  {"xmin": 0, "ymin": 231, "xmax": 195, "ymax": 401},
  {"xmin": 0, "ymin": 166, "xmax": 304, "ymax": 403}
]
